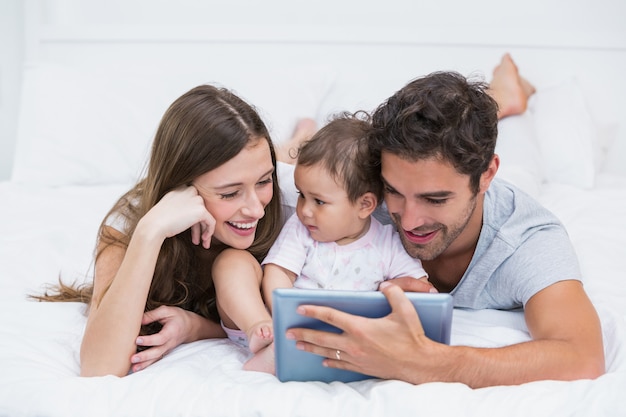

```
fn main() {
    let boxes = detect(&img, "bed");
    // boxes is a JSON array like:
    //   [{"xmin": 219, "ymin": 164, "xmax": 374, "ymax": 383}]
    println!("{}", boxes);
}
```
[{"xmin": 1, "ymin": 1, "xmax": 626, "ymax": 416}]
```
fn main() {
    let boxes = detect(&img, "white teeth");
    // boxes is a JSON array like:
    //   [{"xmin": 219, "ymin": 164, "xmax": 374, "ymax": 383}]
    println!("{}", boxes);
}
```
[{"xmin": 229, "ymin": 220, "xmax": 258, "ymax": 229}]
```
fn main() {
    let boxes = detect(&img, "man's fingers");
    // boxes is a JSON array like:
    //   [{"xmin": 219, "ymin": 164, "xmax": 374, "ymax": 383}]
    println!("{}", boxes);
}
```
[
  {"xmin": 380, "ymin": 284, "xmax": 426, "ymax": 333},
  {"xmin": 286, "ymin": 306, "xmax": 350, "ymax": 353},
  {"xmin": 296, "ymin": 305, "xmax": 353, "ymax": 332},
  {"xmin": 381, "ymin": 284, "xmax": 413, "ymax": 312}
]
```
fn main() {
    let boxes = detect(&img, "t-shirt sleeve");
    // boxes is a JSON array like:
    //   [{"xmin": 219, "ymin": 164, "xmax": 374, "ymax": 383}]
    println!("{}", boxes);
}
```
[
  {"xmin": 491, "ymin": 224, "xmax": 583, "ymax": 307},
  {"xmin": 261, "ymin": 213, "xmax": 308, "ymax": 275},
  {"xmin": 104, "ymin": 210, "xmax": 127, "ymax": 233}
]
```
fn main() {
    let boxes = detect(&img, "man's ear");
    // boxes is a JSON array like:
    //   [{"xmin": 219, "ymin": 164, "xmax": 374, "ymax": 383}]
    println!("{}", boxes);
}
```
[
  {"xmin": 358, "ymin": 192, "xmax": 378, "ymax": 219},
  {"xmin": 480, "ymin": 154, "xmax": 500, "ymax": 193}
]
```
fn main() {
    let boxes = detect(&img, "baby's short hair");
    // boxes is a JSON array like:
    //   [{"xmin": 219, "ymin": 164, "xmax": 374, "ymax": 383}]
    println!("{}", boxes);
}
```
[{"xmin": 296, "ymin": 112, "xmax": 381, "ymax": 203}]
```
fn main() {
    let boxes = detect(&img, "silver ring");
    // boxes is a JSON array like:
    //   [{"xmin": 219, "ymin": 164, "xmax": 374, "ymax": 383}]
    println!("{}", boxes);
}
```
[{"xmin": 335, "ymin": 350, "xmax": 341, "ymax": 360}]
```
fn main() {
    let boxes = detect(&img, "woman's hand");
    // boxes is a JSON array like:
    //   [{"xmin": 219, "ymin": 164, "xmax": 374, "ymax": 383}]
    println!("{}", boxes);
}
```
[
  {"xmin": 129, "ymin": 305, "xmax": 227, "ymax": 372},
  {"xmin": 140, "ymin": 185, "xmax": 216, "ymax": 248},
  {"xmin": 129, "ymin": 305, "xmax": 195, "ymax": 372}
]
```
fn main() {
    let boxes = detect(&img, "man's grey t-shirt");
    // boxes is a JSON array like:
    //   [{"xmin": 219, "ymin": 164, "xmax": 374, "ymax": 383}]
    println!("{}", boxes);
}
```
[{"xmin": 374, "ymin": 178, "xmax": 581, "ymax": 310}]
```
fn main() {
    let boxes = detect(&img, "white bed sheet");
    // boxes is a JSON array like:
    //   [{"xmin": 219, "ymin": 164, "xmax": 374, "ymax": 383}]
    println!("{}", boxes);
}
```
[{"xmin": 0, "ymin": 178, "xmax": 625, "ymax": 417}]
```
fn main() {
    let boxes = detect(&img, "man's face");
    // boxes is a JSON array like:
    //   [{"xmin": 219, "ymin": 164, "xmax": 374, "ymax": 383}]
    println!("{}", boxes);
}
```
[{"xmin": 380, "ymin": 152, "xmax": 479, "ymax": 261}]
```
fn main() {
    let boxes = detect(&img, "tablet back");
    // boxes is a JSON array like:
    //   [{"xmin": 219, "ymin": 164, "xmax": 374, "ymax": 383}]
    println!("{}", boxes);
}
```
[{"xmin": 272, "ymin": 288, "xmax": 453, "ymax": 383}]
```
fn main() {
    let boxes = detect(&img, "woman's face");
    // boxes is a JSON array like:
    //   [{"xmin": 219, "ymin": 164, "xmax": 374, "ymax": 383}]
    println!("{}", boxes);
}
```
[{"xmin": 193, "ymin": 138, "xmax": 274, "ymax": 250}]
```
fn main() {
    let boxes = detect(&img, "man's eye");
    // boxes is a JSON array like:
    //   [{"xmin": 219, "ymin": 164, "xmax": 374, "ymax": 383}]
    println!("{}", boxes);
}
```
[
  {"xmin": 427, "ymin": 198, "xmax": 447, "ymax": 205},
  {"xmin": 384, "ymin": 186, "xmax": 398, "ymax": 195}
]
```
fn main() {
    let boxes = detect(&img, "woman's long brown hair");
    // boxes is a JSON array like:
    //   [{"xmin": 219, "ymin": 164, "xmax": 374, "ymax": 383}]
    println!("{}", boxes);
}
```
[{"xmin": 32, "ymin": 85, "xmax": 283, "ymax": 327}]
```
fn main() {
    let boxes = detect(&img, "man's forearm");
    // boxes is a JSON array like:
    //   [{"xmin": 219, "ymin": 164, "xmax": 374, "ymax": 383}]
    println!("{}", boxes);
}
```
[{"xmin": 407, "ymin": 339, "xmax": 605, "ymax": 388}]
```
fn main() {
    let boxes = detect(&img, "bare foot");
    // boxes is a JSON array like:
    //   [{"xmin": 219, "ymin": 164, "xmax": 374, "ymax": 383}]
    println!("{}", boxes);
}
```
[
  {"xmin": 519, "ymin": 75, "xmax": 536, "ymax": 99},
  {"xmin": 275, "ymin": 118, "xmax": 318, "ymax": 164},
  {"xmin": 246, "ymin": 320, "xmax": 274, "ymax": 353},
  {"xmin": 243, "ymin": 342, "xmax": 276, "ymax": 375},
  {"xmin": 489, "ymin": 53, "xmax": 536, "ymax": 119}
]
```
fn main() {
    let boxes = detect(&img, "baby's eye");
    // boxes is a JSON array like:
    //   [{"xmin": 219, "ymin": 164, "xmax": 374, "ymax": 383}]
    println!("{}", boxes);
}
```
[{"xmin": 315, "ymin": 199, "xmax": 325, "ymax": 206}]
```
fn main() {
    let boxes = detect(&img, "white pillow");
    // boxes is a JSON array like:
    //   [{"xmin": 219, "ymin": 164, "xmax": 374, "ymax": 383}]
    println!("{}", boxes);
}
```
[
  {"xmin": 529, "ymin": 78, "xmax": 598, "ymax": 189},
  {"xmin": 495, "ymin": 111, "xmax": 544, "ymax": 199},
  {"xmin": 12, "ymin": 64, "xmax": 334, "ymax": 186},
  {"xmin": 603, "ymin": 124, "xmax": 626, "ymax": 177}
]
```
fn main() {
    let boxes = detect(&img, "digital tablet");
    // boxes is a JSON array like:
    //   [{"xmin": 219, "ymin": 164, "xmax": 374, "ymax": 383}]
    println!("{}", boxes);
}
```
[{"xmin": 272, "ymin": 288, "xmax": 453, "ymax": 383}]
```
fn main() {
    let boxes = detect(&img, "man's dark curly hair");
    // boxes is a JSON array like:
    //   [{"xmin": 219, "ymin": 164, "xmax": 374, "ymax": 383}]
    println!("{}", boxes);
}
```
[{"xmin": 369, "ymin": 71, "xmax": 499, "ymax": 194}]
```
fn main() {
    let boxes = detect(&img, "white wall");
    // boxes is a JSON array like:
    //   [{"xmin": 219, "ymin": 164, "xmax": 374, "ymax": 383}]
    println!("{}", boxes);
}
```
[{"xmin": 0, "ymin": 0, "xmax": 24, "ymax": 180}]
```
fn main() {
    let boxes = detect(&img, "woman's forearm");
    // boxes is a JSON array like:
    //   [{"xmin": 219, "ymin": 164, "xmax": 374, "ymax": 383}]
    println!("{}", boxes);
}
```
[{"xmin": 80, "ymin": 223, "xmax": 164, "ymax": 377}]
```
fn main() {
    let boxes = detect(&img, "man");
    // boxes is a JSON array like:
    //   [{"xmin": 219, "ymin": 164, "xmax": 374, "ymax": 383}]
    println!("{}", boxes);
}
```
[{"xmin": 285, "ymin": 57, "xmax": 605, "ymax": 388}]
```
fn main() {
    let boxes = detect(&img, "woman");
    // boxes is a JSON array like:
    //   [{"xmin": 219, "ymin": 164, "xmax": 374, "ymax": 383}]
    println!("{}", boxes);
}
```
[{"xmin": 41, "ymin": 85, "xmax": 291, "ymax": 377}]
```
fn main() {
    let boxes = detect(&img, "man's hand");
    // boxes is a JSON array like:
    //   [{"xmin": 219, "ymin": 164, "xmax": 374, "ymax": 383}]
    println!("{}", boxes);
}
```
[{"xmin": 286, "ymin": 284, "xmax": 445, "ymax": 382}]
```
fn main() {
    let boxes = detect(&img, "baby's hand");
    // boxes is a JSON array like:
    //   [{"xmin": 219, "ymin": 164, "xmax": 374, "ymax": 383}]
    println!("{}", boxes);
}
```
[{"xmin": 381, "ymin": 276, "xmax": 438, "ymax": 293}]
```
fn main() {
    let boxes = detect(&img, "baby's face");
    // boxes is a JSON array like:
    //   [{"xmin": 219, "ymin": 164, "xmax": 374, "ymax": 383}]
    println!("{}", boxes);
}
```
[{"xmin": 294, "ymin": 163, "xmax": 367, "ymax": 245}]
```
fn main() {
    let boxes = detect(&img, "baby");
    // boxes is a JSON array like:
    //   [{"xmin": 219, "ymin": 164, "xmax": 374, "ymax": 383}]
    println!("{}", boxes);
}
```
[{"xmin": 219, "ymin": 113, "xmax": 429, "ymax": 374}]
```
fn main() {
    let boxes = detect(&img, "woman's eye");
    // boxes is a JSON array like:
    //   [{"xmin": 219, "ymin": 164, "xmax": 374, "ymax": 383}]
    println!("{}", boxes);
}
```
[
  {"xmin": 258, "ymin": 178, "xmax": 273, "ymax": 186},
  {"xmin": 220, "ymin": 192, "xmax": 238, "ymax": 200}
]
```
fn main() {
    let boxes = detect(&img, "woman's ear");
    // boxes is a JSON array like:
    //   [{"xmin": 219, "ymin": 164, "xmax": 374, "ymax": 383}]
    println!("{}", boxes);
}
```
[{"xmin": 358, "ymin": 192, "xmax": 378, "ymax": 219}]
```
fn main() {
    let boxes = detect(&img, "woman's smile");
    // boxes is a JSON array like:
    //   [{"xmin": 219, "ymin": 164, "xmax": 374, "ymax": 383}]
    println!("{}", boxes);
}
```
[{"xmin": 227, "ymin": 220, "xmax": 259, "ymax": 236}]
